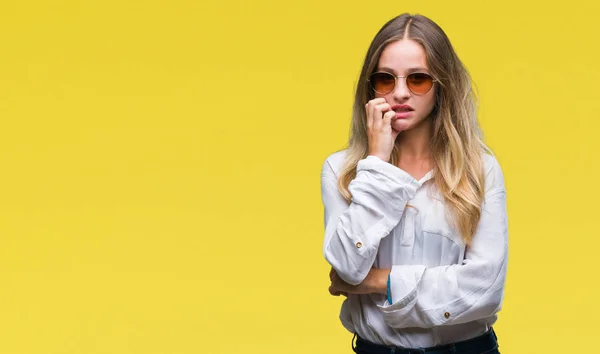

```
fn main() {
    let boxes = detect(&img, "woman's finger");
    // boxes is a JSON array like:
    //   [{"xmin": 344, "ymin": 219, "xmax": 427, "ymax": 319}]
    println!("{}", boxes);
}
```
[
  {"xmin": 329, "ymin": 285, "xmax": 340, "ymax": 296},
  {"xmin": 366, "ymin": 98, "xmax": 386, "ymax": 127},
  {"xmin": 372, "ymin": 103, "xmax": 391, "ymax": 132},
  {"xmin": 382, "ymin": 110, "xmax": 395, "ymax": 124}
]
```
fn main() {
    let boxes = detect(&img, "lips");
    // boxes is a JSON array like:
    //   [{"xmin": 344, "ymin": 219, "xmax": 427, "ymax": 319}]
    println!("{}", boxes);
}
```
[
  {"xmin": 391, "ymin": 104, "xmax": 414, "ymax": 112},
  {"xmin": 391, "ymin": 104, "xmax": 414, "ymax": 119}
]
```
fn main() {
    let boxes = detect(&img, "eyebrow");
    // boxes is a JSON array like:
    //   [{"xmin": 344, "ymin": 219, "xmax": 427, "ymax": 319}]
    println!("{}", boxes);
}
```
[{"xmin": 377, "ymin": 67, "xmax": 430, "ymax": 74}]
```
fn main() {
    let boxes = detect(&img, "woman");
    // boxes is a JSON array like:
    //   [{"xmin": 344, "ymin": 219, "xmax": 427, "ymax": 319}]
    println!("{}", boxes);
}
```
[{"xmin": 320, "ymin": 13, "xmax": 508, "ymax": 354}]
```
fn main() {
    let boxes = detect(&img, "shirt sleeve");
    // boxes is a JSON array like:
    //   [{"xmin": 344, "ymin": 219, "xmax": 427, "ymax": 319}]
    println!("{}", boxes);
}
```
[
  {"xmin": 321, "ymin": 155, "xmax": 420, "ymax": 285},
  {"xmin": 377, "ymin": 158, "xmax": 508, "ymax": 328}
]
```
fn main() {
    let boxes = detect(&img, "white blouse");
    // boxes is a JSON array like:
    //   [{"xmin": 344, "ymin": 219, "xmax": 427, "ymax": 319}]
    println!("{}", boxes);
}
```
[{"xmin": 321, "ymin": 150, "xmax": 508, "ymax": 348}]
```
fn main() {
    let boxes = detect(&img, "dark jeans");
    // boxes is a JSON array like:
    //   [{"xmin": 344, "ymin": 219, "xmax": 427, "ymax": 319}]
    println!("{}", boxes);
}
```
[{"xmin": 352, "ymin": 328, "xmax": 500, "ymax": 354}]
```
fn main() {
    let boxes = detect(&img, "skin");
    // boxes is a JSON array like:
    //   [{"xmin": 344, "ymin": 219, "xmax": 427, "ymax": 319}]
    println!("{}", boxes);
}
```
[{"xmin": 329, "ymin": 39, "xmax": 438, "ymax": 298}]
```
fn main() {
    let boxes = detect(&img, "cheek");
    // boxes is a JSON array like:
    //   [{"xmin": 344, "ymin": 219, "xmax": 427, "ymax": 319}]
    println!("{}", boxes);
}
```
[
  {"xmin": 374, "ymin": 92, "xmax": 390, "ymax": 100},
  {"xmin": 418, "ymin": 92, "xmax": 437, "ymax": 113}
]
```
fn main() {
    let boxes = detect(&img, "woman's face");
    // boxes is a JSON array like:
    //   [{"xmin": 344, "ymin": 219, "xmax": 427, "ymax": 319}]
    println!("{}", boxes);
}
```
[{"xmin": 373, "ymin": 39, "xmax": 437, "ymax": 133}]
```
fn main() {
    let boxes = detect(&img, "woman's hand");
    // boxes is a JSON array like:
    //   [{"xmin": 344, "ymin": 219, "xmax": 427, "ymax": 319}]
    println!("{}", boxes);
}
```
[
  {"xmin": 329, "ymin": 267, "xmax": 348, "ymax": 297},
  {"xmin": 329, "ymin": 267, "xmax": 390, "ymax": 297},
  {"xmin": 365, "ymin": 98, "xmax": 401, "ymax": 162}
]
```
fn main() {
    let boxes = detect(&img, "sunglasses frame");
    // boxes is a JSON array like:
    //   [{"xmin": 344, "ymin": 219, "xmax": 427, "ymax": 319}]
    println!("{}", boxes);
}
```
[{"xmin": 367, "ymin": 71, "xmax": 438, "ymax": 96}]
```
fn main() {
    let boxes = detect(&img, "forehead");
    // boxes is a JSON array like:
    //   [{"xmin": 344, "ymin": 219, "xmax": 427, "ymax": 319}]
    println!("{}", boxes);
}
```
[{"xmin": 377, "ymin": 39, "xmax": 429, "ymax": 73}]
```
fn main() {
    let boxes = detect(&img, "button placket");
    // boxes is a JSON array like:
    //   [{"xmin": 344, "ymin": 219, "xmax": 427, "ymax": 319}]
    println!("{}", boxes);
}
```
[{"xmin": 400, "ymin": 207, "xmax": 418, "ymax": 247}]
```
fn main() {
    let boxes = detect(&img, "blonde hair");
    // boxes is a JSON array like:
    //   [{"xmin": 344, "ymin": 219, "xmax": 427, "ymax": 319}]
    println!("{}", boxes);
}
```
[{"xmin": 337, "ymin": 13, "xmax": 489, "ymax": 244}]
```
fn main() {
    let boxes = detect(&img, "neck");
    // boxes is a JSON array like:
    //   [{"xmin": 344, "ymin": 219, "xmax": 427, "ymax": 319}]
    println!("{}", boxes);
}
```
[{"xmin": 396, "ymin": 119, "xmax": 433, "ymax": 160}]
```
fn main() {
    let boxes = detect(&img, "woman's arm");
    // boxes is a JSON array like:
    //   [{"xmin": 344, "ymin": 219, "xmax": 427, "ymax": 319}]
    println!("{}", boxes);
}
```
[
  {"xmin": 378, "ymin": 164, "xmax": 508, "ymax": 328},
  {"xmin": 328, "ymin": 157, "xmax": 509, "ymax": 329},
  {"xmin": 329, "ymin": 189, "xmax": 507, "ymax": 328},
  {"xmin": 329, "ymin": 266, "xmax": 390, "ymax": 297},
  {"xmin": 321, "ymin": 155, "xmax": 420, "ymax": 285}
]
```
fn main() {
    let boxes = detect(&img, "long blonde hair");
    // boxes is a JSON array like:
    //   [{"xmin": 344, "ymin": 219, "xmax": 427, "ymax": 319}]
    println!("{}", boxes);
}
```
[{"xmin": 337, "ymin": 13, "xmax": 488, "ymax": 244}]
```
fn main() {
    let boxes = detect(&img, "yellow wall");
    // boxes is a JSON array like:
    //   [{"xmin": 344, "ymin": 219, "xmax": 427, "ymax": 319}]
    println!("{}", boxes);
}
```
[{"xmin": 0, "ymin": 1, "xmax": 598, "ymax": 353}]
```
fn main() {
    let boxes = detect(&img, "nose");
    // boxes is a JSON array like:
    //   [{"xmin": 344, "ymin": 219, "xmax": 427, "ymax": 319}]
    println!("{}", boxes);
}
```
[{"xmin": 393, "ymin": 77, "xmax": 411, "ymax": 101}]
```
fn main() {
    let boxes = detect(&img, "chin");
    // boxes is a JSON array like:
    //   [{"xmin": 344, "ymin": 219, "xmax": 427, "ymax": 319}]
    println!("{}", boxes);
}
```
[{"xmin": 392, "ymin": 119, "xmax": 412, "ymax": 132}]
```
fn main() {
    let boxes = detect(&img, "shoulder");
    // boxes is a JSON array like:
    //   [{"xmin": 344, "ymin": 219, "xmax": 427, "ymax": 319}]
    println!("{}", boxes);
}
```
[
  {"xmin": 322, "ymin": 149, "xmax": 349, "ymax": 179},
  {"xmin": 481, "ymin": 150, "xmax": 506, "ymax": 193}
]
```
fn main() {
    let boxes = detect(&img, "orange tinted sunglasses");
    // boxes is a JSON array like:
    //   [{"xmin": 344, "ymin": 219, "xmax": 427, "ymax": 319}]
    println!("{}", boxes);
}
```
[{"xmin": 368, "ymin": 71, "xmax": 437, "ymax": 95}]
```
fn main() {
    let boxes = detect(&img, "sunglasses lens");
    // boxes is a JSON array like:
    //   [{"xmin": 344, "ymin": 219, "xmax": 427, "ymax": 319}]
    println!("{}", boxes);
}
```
[
  {"xmin": 407, "ymin": 73, "xmax": 434, "ymax": 94},
  {"xmin": 369, "ymin": 72, "xmax": 395, "ymax": 94}
]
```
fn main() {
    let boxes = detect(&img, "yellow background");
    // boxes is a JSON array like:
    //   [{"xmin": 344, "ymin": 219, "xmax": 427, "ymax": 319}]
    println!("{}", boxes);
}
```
[{"xmin": 0, "ymin": 1, "xmax": 598, "ymax": 353}]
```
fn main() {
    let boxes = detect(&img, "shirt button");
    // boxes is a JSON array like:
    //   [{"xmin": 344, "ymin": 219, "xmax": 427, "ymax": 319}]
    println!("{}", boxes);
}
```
[
  {"xmin": 444, "ymin": 312, "xmax": 450, "ymax": 319},
  {"xmin": 356, "ymin": 242, "xmax": 363, "ymax": 248}
]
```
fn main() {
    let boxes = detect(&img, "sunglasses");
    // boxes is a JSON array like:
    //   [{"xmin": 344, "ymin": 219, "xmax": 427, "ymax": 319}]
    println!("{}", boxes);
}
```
[{"xmin": 368, "ymin": 71, "xmax": 437, "ymax": 95}]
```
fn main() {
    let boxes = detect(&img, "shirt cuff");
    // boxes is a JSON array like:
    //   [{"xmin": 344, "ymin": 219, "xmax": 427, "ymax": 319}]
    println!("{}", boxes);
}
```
[{"xmin": 377, "ymin": 265, "xmax": 430, "ymax": 327}]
